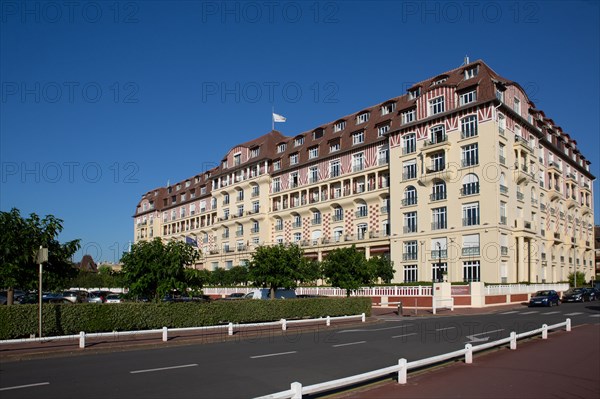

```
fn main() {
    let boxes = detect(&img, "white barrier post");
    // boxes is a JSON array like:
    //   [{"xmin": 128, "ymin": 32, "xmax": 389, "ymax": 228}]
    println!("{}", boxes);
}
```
[
  {"xmin": 542, "ymin": 324, "xmax": 548, "ymax": 339},
  {"xmin": 432, "ymin": 300, "xmax": 437, "ymax": 315},
  {"xmin": 510, "ymin": 331, "xmax": 517, "ymax": 350},
  {"xmin": 291, "ymin": 382, "xmax": 302, "ymax": 399},
  {"xmin": 398, "ymin": 358, "xmax": 407, "ymax": 384},
  {"xmin": 79, "ymin": 331, "xmax": 85, "ymax": 349},
  {"xmin": 281, "ymin": 319, "xmax": 287, "ymax": 331},
  {"xmin": 162, "ymin": 327, "xmax": 168, "ymax": 342},
  {"xmin": 465, "ymin": 344, "xmax": 472, "ymax": 364},
  {"xmin": 326, "ymin": 316, "xmax": 330, "ymax": 326},
  {"xmin": 450, "ymin": 298, "xmax": 454, "ymax": 312},
  {"xmin": 566, "ymin": 318, "xmax": 571, "ymax": 332},
  {"xmin": 228, "ymin": 322, "xmax": 233, "ymax": 336},
  {"xmin": 361, "ymin": 313, "xmax": 366, "ymax": 322}
]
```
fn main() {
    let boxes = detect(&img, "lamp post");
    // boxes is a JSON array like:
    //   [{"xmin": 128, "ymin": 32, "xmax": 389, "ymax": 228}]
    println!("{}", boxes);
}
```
[
  {"xmin": 436, "ymin": 242, "xmax": 442, "ymax": 283},
  {"xmin": 36, "ymin": 246, "xmax": 48, "ymax": 338}
]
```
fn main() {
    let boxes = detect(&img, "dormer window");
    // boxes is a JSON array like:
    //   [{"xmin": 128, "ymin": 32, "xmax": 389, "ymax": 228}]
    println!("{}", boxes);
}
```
[
  {"xmin": 356, "ymin": 112, "xmax": 370, "ymax": 125},
  {"xmin": 313, "ymin": 129, "xmax": 324, "ymax": 140},
  {"xmin": 176, "ymin": 184, "xmax": 181, "ymax": 191},
  {"xmin": 459, "ymin": 90, "xmax": 477, "ymax": 106},
  {"xmin": 233, "ymin": 153, "xmax": 241, "ymax": 166},
  {"xmin": 408, "ymin": 87, "xmax": 421, "ymax": 100},
  {"xmin": 273, "ymin": 160, "xmax": 281, "ymax": 171},
  {"xmin": 429, "ymin": 96, "xmax": 445, "ymax": 115},
  {"xmin": 402, "ymin": 109, "xmax": 416, "ymax": 125},
  {"xmin": 250, "ymin": 147, "xmax": 260, "ymax": 158},
  {"xmin": 464, "ymin": 66, "xmax": 479, "ymax": 79},
  {"xmin": 381, "ymin": 102, "xmax": 396, "ymax": 115},
  {"xmin": 277, "ymin": 143, "xmax": 287, "ymax": 153},
  {"xmin": 222, "ymin": 160, "xmax": 228, "ymax": 168},
  {"xmin": 289, "ymin": 153, "xmax": 299, "ymax": 165},
  {"xmin": 334, "ymin": 120, "xmax": 346, "ymax": 132},
  {"xmin": 378, "ymin": 124, "xmax": 390, "ymax": 137},
  {"xmin": 308, "ymin": 146, "xmax": 319, "ymax": 159},
  {"xmin": 294, "ymin": 136, "xmax": 304, "ymax": 147},
  {"xmin": 352, "ymin": 131, "xmax": 365, "ymax": 145},
  {"xmin": 432, "ymin": 76, "xmax": 448, "ymax": 86}
]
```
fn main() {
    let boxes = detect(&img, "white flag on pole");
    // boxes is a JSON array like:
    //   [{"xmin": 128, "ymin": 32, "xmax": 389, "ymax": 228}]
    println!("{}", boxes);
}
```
[{"xmin": 273, "ymin": 113, "xmax": 286, "ymax": 123}]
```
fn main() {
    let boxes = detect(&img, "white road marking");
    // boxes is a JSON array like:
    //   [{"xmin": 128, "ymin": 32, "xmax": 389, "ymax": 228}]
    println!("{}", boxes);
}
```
[
  {"xmin": 465, "ymin": 329, "xmax": 505, "ymax": 343},
  {"xmin": 541, "ymin": 311, "xmax": 561, "ymax": 315},
  {"xmin": 332, "ymin": 341, "xmax": 366, "ymax": 348},
  {"xmin": 589, "ymin": 314, "xmax": 600, "ymax": 318},
  {"xmin": 564, "ymin": 312, "xmax": 583, "ymax": 316},
  {"xmin": 392, "ymin": 333, "xmax": 417, "ymax": 339},
  {"xmin": 338, "ymin": 324, "xmax": 413, "ymax": 333},
  {"xmin": 520, "ymin": 311, "xmax": 539, "ymax": 315},
  {"xmin": 435, "ymin": 327, "xmax": 456, "ymax": 332},
  {"xmin": 499, "ymin": 311, "xmax": 519, "ymax": 315},
  {"xmin": 250, "ymin": 351, "xmax": 297, "ymax": 359},
  {"xmin": 130, "ymin": 364, "xmax": 198, "ymax": 374},
  {"xmin": 0, "ymin": 382, "xmax": 50, "ymax": 391}
]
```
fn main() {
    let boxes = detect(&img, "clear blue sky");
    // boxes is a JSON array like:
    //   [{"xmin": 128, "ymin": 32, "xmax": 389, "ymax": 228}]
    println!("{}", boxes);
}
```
[{"xmin": 1, "ymin": 1, "xmax": 599, "ymax": 262}]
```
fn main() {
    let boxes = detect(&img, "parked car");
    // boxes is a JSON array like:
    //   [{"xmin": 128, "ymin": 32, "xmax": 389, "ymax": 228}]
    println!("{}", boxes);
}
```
[
  {"xmin": 297, "ymin": 294, "xmax": 328, "ymax": 299},
  {"xmin": 62, "ymin": 290, "xmax": 89, "ymax": 303},
  {"xmin": 105, "ymin": 294, "xmax": 123, "ymax": 303},
  {"xmin": 583, "ymin": 288, "xmax": 599, "ymax": 301},
  {"xmin": 218, "ymin": 293, "xmax": 246, "ymax": 300},
  {"xmin": 88, "ymin": 291, "xmax": 112, "ymax": 304},
  {"xmin": 562, "ymin": 288, "xmax": 593, "ymax": 302},
  {"xmin": 528, "ymin": 290, "xmax": 560, "ymax": 307},
  {"xmin": 244, "ymin": 289, "xmax": 297, "ymax": 300}
]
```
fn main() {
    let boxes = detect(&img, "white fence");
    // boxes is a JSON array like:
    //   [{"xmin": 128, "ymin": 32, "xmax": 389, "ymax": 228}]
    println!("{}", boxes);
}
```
[
  {"xmin": 202, "ymin": 286, "xmax": 433, "ymax": 297},
  {"xmin": 256, "ymin": 319, "xmax": 572, "ymax": 399},
  {"xmin": 0, "ymin": 314, "xmax": 365, "ymax": 348},
  {"xmin": 484, "ymin": 283, "xmax": 569, "ymax": 296}
]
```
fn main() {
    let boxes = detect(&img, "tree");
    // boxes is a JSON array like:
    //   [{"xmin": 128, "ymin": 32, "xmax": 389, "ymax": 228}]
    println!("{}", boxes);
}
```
[
  {"xmin": 121, "ymin": 238, "xmax": 200, "ymax": 301},
  {"xmin": 0, "ymin": 208, "xmax": 80, "ymax": 305},
  {"xmin": 228, "ymin": 266, "xmax": 249, "ymax": 286},
  {"xmin": 368, "ymin": 255, "xmax": 395, "ymax": 284},
  {"xmin": 568, "ymin": 271, "xmax": 587, "ymax": 287},
  {"xmin": 184, "ymin": 268, "xmax": 211, "ymax": 294},
  {"xmin": 321, "ymin": 245, "xmax": 377, "ymax": 297},
  {"xmin": 248, "ymin": 243, "xmax": 310, "ymax": 299}
]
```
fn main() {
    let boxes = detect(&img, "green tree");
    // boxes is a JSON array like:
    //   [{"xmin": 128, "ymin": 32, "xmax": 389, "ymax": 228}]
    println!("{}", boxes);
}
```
[
  {"xmin": 368, "ymin": 255, "xmax": 395, "ymax": 284},
  {"xmin": 248, "ymin": 243, "xmax": 310, "ymax": 299},
  {"xmin": 568, "ymin": 271, "xmax": 587, "ymax": 287},
  {"xmin": 121, "ymin": 238, "xmax": 200, "ymax": 301},
  {"xmin": 228, "ymin": 266, "xmax": 249, "ymax": 286},
  {"xmin": 184, "ymin": 268, "xmax": 211, "ymax": 294},
  {"xmin": 0, "ymin": 208, "xmax": 80, "ymax": 305},
  {"xmin": 321, "ymin": 245, "xmax": 377, "ymax": 297},
  {"xmin": 210, "ymin": 267, "xmax": 229, "ymax": 286}
]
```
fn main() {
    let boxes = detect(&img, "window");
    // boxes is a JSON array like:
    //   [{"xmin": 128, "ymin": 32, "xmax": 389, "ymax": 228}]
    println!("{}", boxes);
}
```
[
  {"xmin": 275, "ymin": 218, "xmax": 283, "ymax": 231},
  {"xmin": 461, "ymin": 143, "xmax": 479, "ymax": 167},
  {"xmin": 461, "ymin": 173, "xmax": 479, "ymax": 196},
  {"xmin": 293, "ymin": 232, "xmax": 302, "ymax": 243},
  {"xmin": 312, "ymin": 210, "xmax": 322, "ymax": 225},
  {"xmin": 289, "ymin": 153, "xmax": 299, "ymax": 165},
  {"xmin": 308, "ymin": 146, "xmax": 319, "ymax": 159},
  {"xmin": 250, "ymin": 147, "xmax": 260, "ymax": 158},
  {"xmin": 462, "ymin": 202, "xmax": 480, "ymax": 226},
  {"xmin": 403, "ymin": 133, "xmax": 416, "ymax": 154},
  {"xmin": 378, "ymin": 147, "xmax": 389, "ymax": 165},
  {"xmin": 356, "ymin": 112, "xmax": 370, "ymax": 124},
  {"xmin": 432, "ymin": 207, "xmax": 447, "ymax": 230},
  {"xmin": 273, "ymin": 160, "xmax": 281, "ymax": 171},
  {"xmin": 402, "ymin": 109, "xmax": 416, "ymax": 125},
  {"xmin": 313, "ymin": 129, "xmax": 324, "ymax": 140},
  {"xmin": 404, "ymin": 265, "xmax": 418, "ymax": 283},
  {"xmin": 430, "ymin": 125, "xmax": 446, "ymax": 144},
  {"xmin": 330, "ymin": 142, "xmax": 340, "ymax": 153},
  {"xmin": 513, "ymin": 97, "xmax": 521, "ymax": 116},
  {"xmin": 463, "ymin": 261, "xmax": 480, "ymax": 282},
  {"xmin": 330, "ymin": 159, "xmax": 341, "ymax": 177},
  {"xmin": 357, "ymin": 223, "xmax": 368, "ymax": 239},
  {"xmin": 333, "ymin": 206, "xmax": 344, "ymax": 222},
  {"xmin": 403, "ymin": 160, "xmax": 417, "ymax": 180},
  {"xmin": 430, "ymin": 151, "xmax": 445, "ymax": 172},
  {"xmin": 403, "ymin": 186, "xmax": 417, "ymax": 206},
  {"xmin": 293, "ymin": 214, "xmax": 302, "ymax": 228},
  {"xmin": 431, "ymin": 180, "xmax": 446, "ymax": 201},
  {"xmin": 334, "ymin": 120, "xmax": 346, "ymax": 132},
  {"xmin": 408, "ymin": 87, "xmax": 421, "ymax": 99},
  {"xmin": 378, "ymin": 124, "xmax": 390, "ymax": 137},
  {"xmin": 309, "ymin": 166, "xmax": 318, "ymax": 183},
  {"xmin": 289, "ymin": 172, "xmax": 299, "ymax": 188},
  {"xmin": 223, "ymin": 193, "xmax": 230, "ymax": 205},
  {"xmin": 499, "ymin": 143, "xmax": 506, "ymax": 165},
  {"xmin": 404, "ymin": 211, "xmax": 417, "ymax": 233},
  {"xmin": 277, "ymin": 143, "xmax": 287, "ymax": 153},
  {"xmin": 352, "ymin": 131, "xmax": 365, "ymax": 145},
  {"xmin": 356, "ymin": 203, "xmax": 368, "ymax": 218},
  {"xmin": 462, "ymin": 234, "xmax": 480, "ymax": 256},
  {"xmin": 381, "ymin": 102, "xmax": 396, "ymax": 115},
  {"xmin": 500, "ymin": 201, "xmax": 507, "ymax": 225},
  {"xmin": 496, "ymin": 89, "xmax": 504, "ymax": 102},
  {"xmin": 294, "ymin": 136, "xmax": 304, "ymax": 147},
  {"xmin": 233, "ymin": 153, "xmax": 241, "ymax": 166},
  {"xmin": 403, "ymin": 241, "xmax": 418, "ymax": 261},
  {"xmin": 429, "ymin": 96, "xmax": 445, "ymax": 115},
  {"xmin": 252, "ymin": 201, "xmax": 259, "ymax": 213},
  {"xmin": 464, "ymin": 66, "xmax": 478, "ymax": 79},
  {"xmin": 461, "ymin": 115, "xmax": 478, "ymax": 138},
  {"xmin": 459, "ymin": 90, "xmax": 477, "ymax": 106},
  {"xmin": 333, "ymin": 227, "xmax": 343, "ymax": 242},
  {"xmin": 272, "ymin": 177, "xmax": 281, "ymax": 193},
  {"xmin": 352, "ymin": 153, "xmax": 365, "ymax": 172}
]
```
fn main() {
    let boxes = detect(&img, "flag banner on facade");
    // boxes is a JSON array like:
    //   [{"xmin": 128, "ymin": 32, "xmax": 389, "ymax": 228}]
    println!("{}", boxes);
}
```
[
  {"xmin": 185, "ymin": 236, "xmax": 198, "ymax": 247},
  {"xmin": 273, "ymin": 113, "xmax": 286, "ymax": 122}
]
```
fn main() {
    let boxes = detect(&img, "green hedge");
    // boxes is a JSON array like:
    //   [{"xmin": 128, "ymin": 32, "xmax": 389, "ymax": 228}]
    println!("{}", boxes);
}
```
[{"xmin": 0, "ymin": 297, "xmax": 371, "ymax": 340}]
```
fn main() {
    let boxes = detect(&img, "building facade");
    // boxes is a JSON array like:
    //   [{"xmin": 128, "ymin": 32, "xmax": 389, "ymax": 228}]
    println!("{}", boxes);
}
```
[{"xmin": 134, "ymin": 60, "xmax": 595, "ymax": 284}]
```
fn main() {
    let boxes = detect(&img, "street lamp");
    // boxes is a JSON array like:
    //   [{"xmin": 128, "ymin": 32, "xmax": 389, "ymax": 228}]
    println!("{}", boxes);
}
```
[{"xmin": 436, "ymin": 242, "xmax": 442, "ymax": 283}]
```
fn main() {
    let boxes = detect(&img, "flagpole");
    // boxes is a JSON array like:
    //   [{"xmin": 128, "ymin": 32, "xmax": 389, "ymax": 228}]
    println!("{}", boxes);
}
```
[{"xmin": 272, "ymin": 106, "xmax": 274, "ymax": 130}]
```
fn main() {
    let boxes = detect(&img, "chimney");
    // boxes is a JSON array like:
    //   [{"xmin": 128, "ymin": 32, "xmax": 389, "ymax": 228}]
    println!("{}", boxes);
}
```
[{"xmin": 464, "ymin": 55, "xmax": 470, "ymax": 65}]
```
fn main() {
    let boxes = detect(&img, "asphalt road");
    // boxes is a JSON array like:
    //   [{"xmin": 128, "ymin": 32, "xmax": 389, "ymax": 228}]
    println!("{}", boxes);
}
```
[{"xmin": 1, "ymin": 301, "xmax": 599, "ymax": 398}]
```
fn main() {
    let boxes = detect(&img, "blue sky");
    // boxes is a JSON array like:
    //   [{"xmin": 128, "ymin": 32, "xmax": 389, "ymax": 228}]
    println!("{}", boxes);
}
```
[{"xmin": 1, "ymin": 1, "xmax": 599, "ymax": 262}]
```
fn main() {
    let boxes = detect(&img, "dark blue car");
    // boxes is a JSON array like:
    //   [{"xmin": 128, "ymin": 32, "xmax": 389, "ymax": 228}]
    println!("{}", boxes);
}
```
[{"xmin": 528, "ymin": 290, "xmax": 560, "ymax": 307}]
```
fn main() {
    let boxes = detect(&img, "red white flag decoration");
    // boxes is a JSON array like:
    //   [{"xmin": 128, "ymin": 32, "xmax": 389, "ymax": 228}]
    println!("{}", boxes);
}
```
[{"xmin": 272, "ymin": 113, "xmax": 286, "ymax": 122}]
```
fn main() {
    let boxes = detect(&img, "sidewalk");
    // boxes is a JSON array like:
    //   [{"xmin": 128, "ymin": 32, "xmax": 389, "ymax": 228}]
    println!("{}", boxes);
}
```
[{"xmin": 338, "ymin": 323, "xmax": 600, "ymax": 399}]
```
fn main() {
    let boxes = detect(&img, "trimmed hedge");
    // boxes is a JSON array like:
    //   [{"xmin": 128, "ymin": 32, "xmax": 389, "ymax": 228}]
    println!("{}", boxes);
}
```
[{"xmin": 0, "ymin": 297, "xmax": 371, "ymax": 340}]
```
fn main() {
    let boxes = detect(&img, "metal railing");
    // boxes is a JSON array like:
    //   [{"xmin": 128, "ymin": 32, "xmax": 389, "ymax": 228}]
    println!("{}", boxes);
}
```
[{"xmin": 256, "ymin": 320, "xmax": 571, "ymax": 399}]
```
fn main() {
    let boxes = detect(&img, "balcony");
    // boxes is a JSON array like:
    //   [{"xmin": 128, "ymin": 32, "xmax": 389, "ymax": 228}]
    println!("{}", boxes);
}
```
[
  {"xmin": 356, "ymin": 210, "xmax": 368, "ymax": 219},
  {"xmin": 250, "ymin": 227, "xmax": 259, "ymax": 234},
  {"xmin": 499, "ymin": 185, "xmax": 509, "ymax": 195},
  {"xmin": 500, "ymin": 216, "xmax": 507, "ymax": 225},
  {"xmin": 462, "ymin": 217, "xmax": 480, "ymax": 227},
  {"xmin": 553, "ymin": 232, "xmax": 562, "ymax": 243},
  {"xmin": 419, "ymin": 165, "xmax": 457, "ymax": 185},
  {"xmin": 402, "ymin": 253, "xmax": 418, "ymax": 261},
  {"xmin": 423, "ymin": 134, "xmax": 450, "ymax": 151},
  {"xmin": 292, "ymin": 222, "xmax": 302, "ymax": 229},
  {"xmin": 431, "ymin": 221, "xmax": 447, "ymax": 230},
  {"xmin": 251, "ymin": 190, "xmax": 260, "ymax": 198},
  {"xmin": 548, "ymin": 161, "xmax": 562, "ymax": 173},
  {"xmin": 312, "ymin": 218, "xmax": 322, "ymax": 225},
  {"xmin": 501, "ymin": 246, "xmax": 509, "ymax": 256},
  {"xmin": 462, "ymin": 247, "xmax": 480, "ymax": 256},
  {"xmin": 430, "ymin": 191, "xmax": 447, "ymax": 202},
  {"xmin": 222, "ymin": 233, "xmax": 229, "ymax": 239},
  {"xmin": 236, "ymin": 230, "xmax": 244, "ymax": 237},
  {"xmin": 516, "ymin": 191, "xmax": 525, "ymax": 201},
  {"xmin": 380, "ymin": 206, "xmax": 388, "ymax": 214},
  {"xmin": 499, "ymin": 155, "xmax": 506, "ymax": 165},
  {"xmin": 513, "ymin": 135, "xmax": 533, "ymax": 153},
  {"xmin": 275, "ymin": 224, "xmax": 283, "ymax": 231},
  {"xmin": 332, "ymin": 214, "xmax": 344, "ymax": 222},
  {"xmin": 401, "ymin": 197, "xmax": 417, "ymax": 206},
  {"xmin": 430, "ymin": 249, "xmax": 448, "ymax": 260},
  {"xmin": 403, "ymin": 226, "xmax": 417, "ymax": 234},
  {"xmin": 513, "ymin": 163, "xmax": 533, "ymax": 184}
]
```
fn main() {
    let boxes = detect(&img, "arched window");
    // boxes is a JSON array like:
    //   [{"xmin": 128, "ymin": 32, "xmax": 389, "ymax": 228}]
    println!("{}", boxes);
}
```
[
  {"xmin": 462, "ymin": 173, "xmax": 479, "ymax": 196},
  {"xmin": 403, "ymin": 186, "xmax": 417, "ymax": 206},
  {"xmin": 431, "ymin": 179, "xmax": 446, "ymax": 201}
]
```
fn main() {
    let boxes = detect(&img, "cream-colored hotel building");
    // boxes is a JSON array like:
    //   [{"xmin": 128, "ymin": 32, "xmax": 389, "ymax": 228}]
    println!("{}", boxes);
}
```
[{"xmin": 134, "ymin": 60, "xmax": 595, "ymax": 284}]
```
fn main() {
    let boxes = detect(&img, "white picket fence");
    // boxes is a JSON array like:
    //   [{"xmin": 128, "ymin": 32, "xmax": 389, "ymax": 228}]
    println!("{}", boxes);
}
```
[
  {"xmin": 0, "ymin": 314, "xmax": 365, "ymax": 348},
  {"xmin": 202, "ymin": 286, "xmax": 433, "ymax": 297},
  {"xmin": 256, "ymin": 319, "xmax": 572, "ymax": 399},
  {"xmin": 484, "ymin": 283, "xmax": 569, "ymax": 296}
]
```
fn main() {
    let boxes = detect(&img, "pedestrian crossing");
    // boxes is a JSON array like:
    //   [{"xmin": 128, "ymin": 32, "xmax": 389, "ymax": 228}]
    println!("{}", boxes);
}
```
[{"xmin": 497, "ymin": 309, "xmax": 597, "ymax": 319}]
